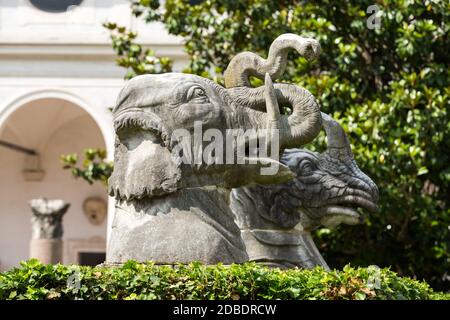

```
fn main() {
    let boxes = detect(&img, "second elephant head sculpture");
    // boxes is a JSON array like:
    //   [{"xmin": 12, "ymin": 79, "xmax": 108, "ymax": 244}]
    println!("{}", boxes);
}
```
[
  {"xmin": 106, "ymin": 34, "xmax": 323, "ymax": 265},
  {"xmin": 230, "ymin": 113, "xmax": 379, "ymax": 269}
]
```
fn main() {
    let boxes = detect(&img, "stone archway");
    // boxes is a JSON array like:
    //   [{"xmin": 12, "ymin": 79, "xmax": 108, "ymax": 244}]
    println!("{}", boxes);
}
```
[
  {"xmin": 0, "ymin": 93, "xmax": 110, "ymax": 270},
  {"xmin": 0, "ymin": 89, "xmax": 114, "ymax": 156}
]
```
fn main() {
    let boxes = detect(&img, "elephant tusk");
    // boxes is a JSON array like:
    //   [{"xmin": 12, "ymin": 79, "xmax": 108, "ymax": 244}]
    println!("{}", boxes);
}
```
[
  {"xmin": 264, "ymin": 73, "xmax": 280, "ymax": 128},
  {"xmin": 263, "ymin": 73, "xmax": 280, "ymax": 155}
]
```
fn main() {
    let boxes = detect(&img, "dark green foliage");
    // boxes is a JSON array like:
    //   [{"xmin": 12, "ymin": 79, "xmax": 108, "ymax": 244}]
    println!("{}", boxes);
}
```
[
  {"xmin": 1, "ymin": 259, "xmax": 448, "ymax": 300},
  {"xmin": 106, "ymin": 0, "xmax": 449, "ymax": 290}
]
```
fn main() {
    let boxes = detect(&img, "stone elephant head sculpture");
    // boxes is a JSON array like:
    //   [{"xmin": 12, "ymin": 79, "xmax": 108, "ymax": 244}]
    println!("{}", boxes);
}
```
[
  {"xmin": 106, "ymin": 34, "xmax": 324, "ymax": 265},
  {"xmin": 230, "ymin": 113, "xmax": 379, "ymax": 269}
]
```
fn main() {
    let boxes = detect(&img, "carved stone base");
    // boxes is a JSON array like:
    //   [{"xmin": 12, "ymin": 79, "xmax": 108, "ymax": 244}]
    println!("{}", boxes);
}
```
[
  {"xmin": 241, "ymin": 229, "xmax": 330, "ymax": 270},
  {"xmin": 29, "ymin": 239, "xmax": 63, "ymax": 264},
  {"xmin": 107, "ymin": 188, "xmax": 248, "ymax": 265}
]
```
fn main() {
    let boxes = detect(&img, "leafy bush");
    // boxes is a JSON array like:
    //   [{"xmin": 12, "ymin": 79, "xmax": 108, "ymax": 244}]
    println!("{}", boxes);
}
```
[{"xmin": 0, "ymin": 259, "xmax": 448, "ymax": 300}]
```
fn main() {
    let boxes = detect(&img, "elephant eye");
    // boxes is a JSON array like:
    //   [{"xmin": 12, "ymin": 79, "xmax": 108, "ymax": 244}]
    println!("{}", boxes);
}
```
[
  {"xmin": 186, "ymin": 86, "xmax": 209, "ymax": 102},
  {"xmin": 298, "ymin": 159, "xmax": 315, "ymax": 174},
  {"xmin": 194, "ymin": 88, "xmax": 205, "ymax": 96}
]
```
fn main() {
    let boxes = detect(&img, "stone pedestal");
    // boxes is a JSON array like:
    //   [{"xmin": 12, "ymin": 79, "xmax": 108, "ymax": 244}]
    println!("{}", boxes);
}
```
[
  {"xmin": 29, "ymin": 239, "xmax": 63, "ymax": 264},
  {"xmin": 29, "ymin": 198, "xmax": 70, "ymax": 264}
]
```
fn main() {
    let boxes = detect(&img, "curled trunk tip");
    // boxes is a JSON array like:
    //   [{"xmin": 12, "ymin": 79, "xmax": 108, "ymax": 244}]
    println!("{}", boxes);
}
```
[{"xmin": 224, "ymin": 33, "xmax": 321, "ymax": 88}]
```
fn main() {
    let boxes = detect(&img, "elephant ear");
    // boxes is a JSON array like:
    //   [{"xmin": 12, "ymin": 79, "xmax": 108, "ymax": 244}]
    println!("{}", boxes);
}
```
[
  {"xmin": 264, "ymin": 186, "xmax": 302, "ymax": 229},
  {"xmin": 234, "ymin": 182, "xmax": 302, "ymax": 229}
]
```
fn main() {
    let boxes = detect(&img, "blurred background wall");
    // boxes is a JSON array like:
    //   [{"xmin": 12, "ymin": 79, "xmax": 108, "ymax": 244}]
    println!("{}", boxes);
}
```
[{"xmin": 0, "ymin": 0, "xmax": 187, "ymax": 270}]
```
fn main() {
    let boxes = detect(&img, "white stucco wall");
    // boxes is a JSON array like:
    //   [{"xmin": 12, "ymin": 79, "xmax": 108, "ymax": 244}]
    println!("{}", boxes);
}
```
[
  {"xmin": 0, "ymin": 100, "xmax": 107, "ymax": 270},
  {"xmin": 0, "ymin": 0, "xmax": 189, "ymax": 78}
]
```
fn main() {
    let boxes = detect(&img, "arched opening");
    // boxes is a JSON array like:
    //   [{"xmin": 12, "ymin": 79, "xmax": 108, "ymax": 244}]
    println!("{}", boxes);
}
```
[{"xmin": 0, "ymin": 97, "xmax": 108, "ymax": 270}]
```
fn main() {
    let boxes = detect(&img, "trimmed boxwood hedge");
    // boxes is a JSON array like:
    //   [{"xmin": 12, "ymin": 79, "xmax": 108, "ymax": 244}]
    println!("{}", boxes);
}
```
[{"xmin": 0, "ymin": 259, "xmax": 448, "ymax": 300}]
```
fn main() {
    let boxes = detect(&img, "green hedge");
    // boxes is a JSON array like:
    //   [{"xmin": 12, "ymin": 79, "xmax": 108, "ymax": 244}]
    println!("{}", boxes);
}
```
[{"xmin": 1, "ymin": 259, "xmax": 448, "ymax": 300}]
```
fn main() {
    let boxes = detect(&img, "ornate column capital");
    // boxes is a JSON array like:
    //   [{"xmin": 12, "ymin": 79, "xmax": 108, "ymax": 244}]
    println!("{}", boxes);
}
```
[{"xmin": 29, "ymin": 198, "xmax": 70, "ymax": 240}]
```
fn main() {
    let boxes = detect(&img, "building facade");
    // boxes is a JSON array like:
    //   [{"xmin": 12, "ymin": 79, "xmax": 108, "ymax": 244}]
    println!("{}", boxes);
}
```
[{"xmin": 0, "ymin": 0, "xmax": 187, "ymax": 270}]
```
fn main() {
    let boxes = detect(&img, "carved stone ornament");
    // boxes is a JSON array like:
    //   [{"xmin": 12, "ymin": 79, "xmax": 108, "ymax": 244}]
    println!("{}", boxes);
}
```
[
  {"xmin": 29, "ymin": 198, "xmax": 70, "ymax": 240},
  {"xmin": 83, "ymin": 197, "xmax": 107, "ymax": 225}
]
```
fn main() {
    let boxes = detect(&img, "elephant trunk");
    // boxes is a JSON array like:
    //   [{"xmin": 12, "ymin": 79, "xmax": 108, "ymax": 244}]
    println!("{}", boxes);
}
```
[
  {"xmin": 229, "ymin": 82, "xmax": 322, "ymax": 149},
  {"xmin": 224, "ymin": 33, "xmax": 322, "ymax": 149},
  {"xmin": 224, "ymin": 34, "xmax": 321, "ymax": 88}
]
